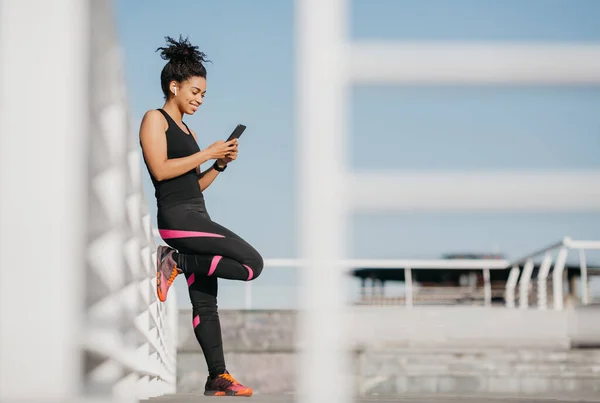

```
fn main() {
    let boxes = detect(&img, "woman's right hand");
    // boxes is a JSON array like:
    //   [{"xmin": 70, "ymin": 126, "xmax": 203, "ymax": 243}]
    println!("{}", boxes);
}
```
[{"xmin": 206, "ymin": 139, "xmax": 238, "ymax": 159}]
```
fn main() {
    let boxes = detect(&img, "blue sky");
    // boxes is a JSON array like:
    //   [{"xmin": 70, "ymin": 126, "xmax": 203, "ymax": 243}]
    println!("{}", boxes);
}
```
[{"xmin": 114, "ymin": 0, "xmax": 600, "ymax": 309}]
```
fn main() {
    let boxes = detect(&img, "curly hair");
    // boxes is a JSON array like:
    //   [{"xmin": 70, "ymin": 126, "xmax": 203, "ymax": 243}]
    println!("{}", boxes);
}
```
[{"xmin": 156, "ymin": 35, "xmax": 210, "ymax": 99}]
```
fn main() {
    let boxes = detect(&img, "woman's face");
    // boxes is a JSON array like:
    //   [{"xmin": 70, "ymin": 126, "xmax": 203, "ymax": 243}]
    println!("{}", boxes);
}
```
[{"xmin": 171, "ymin": 76, "xmax": 206, "ymax": 115}]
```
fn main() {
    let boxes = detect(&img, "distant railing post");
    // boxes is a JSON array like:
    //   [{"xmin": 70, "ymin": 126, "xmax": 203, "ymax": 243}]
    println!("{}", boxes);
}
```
[
  {"xmin": 519, "ymin": 259, "xmax": 535, "ymax": 309},
  {"xmin": 537, "ymin": 252, "xmax": 553, "ymax": 310},
  {"xmin": 505, "ymin": 266, "xmax": 520, "ymax": 308},
  {"xmin": 404, "ymin": 267, "xmax": 413, "ymax": 307},
  {"xmin": 552, "ymin": 247, "xmax": 569, "ymax": 310},
  {"xmin": 578, "ymin": 249, "xmax": 589, "ymax": 305},
  {"xmin": 483, "ymin": 268, "xmax": 491, "ymax": 307},
  {"xmin": 245, "ymin": 282, "xmax": 253, "ymax": 310}
]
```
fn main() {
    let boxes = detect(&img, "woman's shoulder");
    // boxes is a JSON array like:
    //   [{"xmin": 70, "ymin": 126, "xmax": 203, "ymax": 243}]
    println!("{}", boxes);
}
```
[
  {"xmin": 140, "ymin": 109, "xmax": 169, "ymax": 130},
  {"xmin": 142, "ymin": 108, "xmax": 167, "ymax": 120}
]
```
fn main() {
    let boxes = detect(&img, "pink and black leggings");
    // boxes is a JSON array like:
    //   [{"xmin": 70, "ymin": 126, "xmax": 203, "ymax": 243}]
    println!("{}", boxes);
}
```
[{"xmin": 157, "ymin": 200, "xmax": 263, "ymax": 378}]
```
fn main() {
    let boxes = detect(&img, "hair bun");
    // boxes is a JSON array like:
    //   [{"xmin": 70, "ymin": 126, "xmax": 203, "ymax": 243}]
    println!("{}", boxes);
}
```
[{"xmin": 156, "ymin": 35, "xmax": 209, "ymax": 65}]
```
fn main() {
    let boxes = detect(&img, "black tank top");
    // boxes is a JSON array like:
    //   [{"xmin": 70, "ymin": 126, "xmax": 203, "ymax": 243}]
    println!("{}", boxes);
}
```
[{"xmin": 143, "ymin": 109, "xmax": 205, "ymax": 209}]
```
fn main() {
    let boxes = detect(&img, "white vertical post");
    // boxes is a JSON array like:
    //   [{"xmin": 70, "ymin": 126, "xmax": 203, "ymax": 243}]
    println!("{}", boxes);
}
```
[
  {"xmin": 296, "ymin": 0, "xmax": 350, "ymax": 402},
  {"xmin": 552, "ymin": 247, "xmax": 569, "ymax": 310},
  {"xmin": 519, "ymin": 259, "xmax": 535, "ymax": 309},
  {"xmin": 245, "ymin": 282, "xmax": 253, "ymax": 309},
  {"xmin": 0, "ymin": 0, "xmax": 89, "ymax": 401},
  {"xmin": 579, "ymin": 249, "xmax": 589, "ymax": 305},
  {"xmin": 87, "ymin": 0, "xmax": 131, "ymax": 397},
  {"xmin": 537, "ymin": 252, "xmax": 553, "ymax": 310},
  {"xmin": 404, "ymin": 267, "xmax": 413, "ymax": 307},
  {"xmin": 505, "ymin": 266, "xmax": 520, "ymax": 308},
  {"xmin": 483, "ymin": 268, "xmax": 491, "ymax": 307}
]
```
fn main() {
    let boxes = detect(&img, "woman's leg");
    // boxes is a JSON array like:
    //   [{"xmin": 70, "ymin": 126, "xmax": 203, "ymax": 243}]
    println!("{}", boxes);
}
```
[
  {"xmin": 185, "ymin": 272, "xmax": 226, "ymax": 377},
  {"xmin": 184, "ymin": 268, "xmax": 253, "ymax": 396},
  {"xmin": 155, "ymin": 203, "xmax": 254, "ymax": 395},
  {"xmin": 155, "ymin": 205, "xmax": 264, "ymax": 301}
]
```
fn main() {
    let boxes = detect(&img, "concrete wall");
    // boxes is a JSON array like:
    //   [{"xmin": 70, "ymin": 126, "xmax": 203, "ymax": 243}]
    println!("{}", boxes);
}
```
[
  {"xmin": 175, "ymin": 307, "xmax": 600, "ymax": 397},
  {"xmin": 177, "ymin": 310, "xmax": 295, "ymax": 394}
]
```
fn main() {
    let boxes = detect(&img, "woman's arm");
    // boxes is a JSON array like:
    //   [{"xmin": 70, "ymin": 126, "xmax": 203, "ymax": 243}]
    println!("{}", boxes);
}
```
[
  {"xmin": 188, "ymin": 128, "xmax": 235, "ymax": 191},
  {"xmin": 197, "ymin": 163, "xmax": 224, "ymax": 191},
  {"xmin": 139, "ymin": 110, "xmax": 233, "ymax": 181}
]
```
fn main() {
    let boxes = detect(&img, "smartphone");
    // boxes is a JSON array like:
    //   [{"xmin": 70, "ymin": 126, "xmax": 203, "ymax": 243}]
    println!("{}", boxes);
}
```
[{"xmin": 226, "ymin": 124, "xmax": 246, "ymax": 142}]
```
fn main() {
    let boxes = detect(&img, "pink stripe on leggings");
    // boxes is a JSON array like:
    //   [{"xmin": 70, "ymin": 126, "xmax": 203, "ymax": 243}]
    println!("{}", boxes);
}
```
[
  {"xmin": 187, "ymin": 273, "xmax": 195, "ymax": 287},
  {"xmin": 159, "ymin": 229, "xmax": 224, "ymax": 239},
  {"xmin": 208, "ymin": 256, "xmax": 222, "ymax": 276},
  {"xmin": 193, "ymin": 315, "xmax": 200, "ymax": 328},
  {"xmin": 244, "ymin": 264, "xmax": 254, "ymax": 281}
]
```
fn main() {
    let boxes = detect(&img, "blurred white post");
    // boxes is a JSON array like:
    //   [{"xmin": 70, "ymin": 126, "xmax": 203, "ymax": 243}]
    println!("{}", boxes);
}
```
[
  {"xmin": 518, "ymin": 259, "xmax": 534, "ymax": 309},
  {"xmin": 552, "ymin": 247, "xmax": 568, "ymax": 310},
  {"xmin": 537, "ymin": 252, "xmax": 553, "ymax": 310},
  {"xmin": 245, "ymin": 282, "xmax": 253, "ymax": 309},
  {"xmin": 296, "ymin": 0, "xmax": 350, "ymax": 403},
  {"xmin": 483, "ymin": 268, "xmax": 491, "ymax": 307},
  {"xmin": 578, "ymin": 249, "xmax": 589, "ymax": 305},
  {"xmin": 404, "ymin": 267, "xmax": 413, "ymax": 307},
  {"xmin": 505, "ymin": 266, "xmax": 520, "ymax": 308},
  {"xmin": 0, "ymin": 0, "xmax": 89, "ymax": 401}
]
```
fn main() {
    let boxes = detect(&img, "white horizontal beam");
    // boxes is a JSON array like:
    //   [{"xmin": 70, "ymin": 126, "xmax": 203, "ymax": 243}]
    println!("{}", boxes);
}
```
[
  {"xmin": 350, "ymin": 42, "xmax": 600, "ymax": 84},
  {"xmin": 567, "ymin": 240, "xmax": 600, "ymax": 250},
  {"xmin": 349, "ymin": 170, "xmax": 600, "ymax": 212},
  {"xmin": 265, "ymin": 258, "xmax": 508, "ymax": 270}
]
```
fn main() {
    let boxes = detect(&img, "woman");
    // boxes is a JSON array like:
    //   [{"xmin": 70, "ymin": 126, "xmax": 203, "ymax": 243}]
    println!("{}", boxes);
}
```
[{"xmin": 139, "ymin": 35, "xmax": 263, "ymax": 397}]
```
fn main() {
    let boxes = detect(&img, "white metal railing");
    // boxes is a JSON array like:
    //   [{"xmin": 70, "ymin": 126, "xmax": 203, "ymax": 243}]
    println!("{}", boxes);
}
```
[
  {"xmin": 506, "ymin": 237, "xmax": 600, "ymax": 311},
  {"xmin": 85, "ymin": 0, "xmax": 179, "ymax": 400},
  {"xmin": 213, "ymin": 237, "xmax": 597, "ymax": 311},
  {"xmin": 0, "ymin": 1, "xmax": 178, "ymax": 402},
  {"xmin": 252, "ymin": 257, "xmax": 508, "ymax": 308},
  {"xmin": 154, "ymin": 229, "xmax": 598, "ymax": 312},
  {"xmin": 295, "ymin": 1, "xmax": 600, "ymax": 403}
]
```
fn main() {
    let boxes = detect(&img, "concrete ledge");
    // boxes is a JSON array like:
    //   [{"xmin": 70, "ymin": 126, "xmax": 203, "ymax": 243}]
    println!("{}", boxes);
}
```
[
  {"xmin": 175, "ymin": 307, "xmax": 600, "ymax": 397},
  {"xmin": 568, "ymin": 304, "xmax": 600, "ymax": 348},
  {"xmin": 179, "ymin": 307, "xmax": 575, "ymax": 351},
  {"xmin": 349, "ymin": 306, "xmax": 570, "ymax": 349},
  {"xmin": 178, "ymin": 309, "xmax": 296, "ymax": 353}
]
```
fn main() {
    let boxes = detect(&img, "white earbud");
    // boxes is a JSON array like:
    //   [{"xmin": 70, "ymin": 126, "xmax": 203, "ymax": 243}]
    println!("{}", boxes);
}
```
[{"xmin": 173, "ymin": 87, "xmax": 177, "ymax": 96}]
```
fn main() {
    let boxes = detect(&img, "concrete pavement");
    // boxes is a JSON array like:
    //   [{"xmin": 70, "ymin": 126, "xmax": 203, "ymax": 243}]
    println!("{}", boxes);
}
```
[{"xmin": 142, "ymin": 393, "xmax": 600, "ymax": 403}]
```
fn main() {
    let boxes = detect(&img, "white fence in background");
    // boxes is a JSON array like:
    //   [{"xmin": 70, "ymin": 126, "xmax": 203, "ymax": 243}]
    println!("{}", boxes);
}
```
[
  {"xmin": 506, "ymin": 237, "xmax": 600, "ymax": 310},
  {"xmin": 0, "ymin": 1, "xmax": 178, "ymax": 402},
  {"xmin": 295, "ymin": 1, "xmax": 600, "ymax": 403},
  {"xmin": 179, "ymin": 237, "xmax": 593, "ymax": 311}
]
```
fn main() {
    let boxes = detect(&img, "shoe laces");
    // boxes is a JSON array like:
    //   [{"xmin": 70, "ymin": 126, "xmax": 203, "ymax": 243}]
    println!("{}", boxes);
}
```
[
  {"xmin": 167, "ymin": 266, "xmax": 178, "ymax": 285},
  {"xmin": 219, "ymin": 373, "xmax": 239, "ymax": 385}
]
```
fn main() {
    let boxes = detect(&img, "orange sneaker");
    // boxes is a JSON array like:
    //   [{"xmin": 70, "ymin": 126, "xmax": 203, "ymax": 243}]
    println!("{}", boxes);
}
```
[
  {"xmin": 156, "ymin": 245, "xmax": 181, "ymax": 302},
  {"xmin": 204, "ymin": 371, "xmax": 253, "ymax": 397}
]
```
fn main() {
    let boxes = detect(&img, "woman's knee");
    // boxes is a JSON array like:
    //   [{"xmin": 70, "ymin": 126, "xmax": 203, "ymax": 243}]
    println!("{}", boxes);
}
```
[
  {"xmin": 246, "ymin": 252, "xmax": 263, "ymax": 281},
  {"xmin": 192, "ymin": 300, "xmax": 218, "ymax": 317}
]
